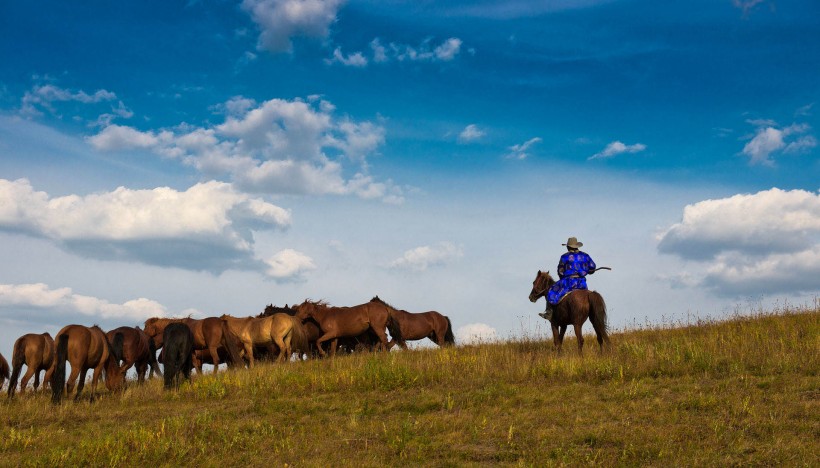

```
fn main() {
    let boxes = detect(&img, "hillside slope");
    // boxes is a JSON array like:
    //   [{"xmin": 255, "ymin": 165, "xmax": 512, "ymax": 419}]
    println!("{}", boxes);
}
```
[{"xmin": 2, "ymin": 308, "xmax": 818, "ymax": 466}]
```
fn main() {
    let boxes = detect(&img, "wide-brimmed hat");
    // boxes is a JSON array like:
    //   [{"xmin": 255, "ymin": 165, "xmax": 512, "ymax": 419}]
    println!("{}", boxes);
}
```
[{"xmin": 562, "ymin": 237, "xmax": 583, "ymax": 249}]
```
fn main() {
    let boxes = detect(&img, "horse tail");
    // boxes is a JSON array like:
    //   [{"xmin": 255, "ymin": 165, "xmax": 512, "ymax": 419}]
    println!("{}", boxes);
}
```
[
  {"xmin": 220, "ymin": 320, "xmax": 245, "ymax": 368},
  {"xmin": 289, "ymin": 316, "xmax": 309, "ymax": 358},
  {"xmin": 443, "ymin": 316, "xmax": 455, "ymax": 346},
  {"xmin": 7, "ymin": 337, "xmax": 27, "ymax": 398},
  {"xmin": 0, "ymin": 353, "xmax": 8, "ymax": 390},
  {"xmin": 163, "ymin": 340, "xmax": 177, "ymax": 391},
  {"xmin": 386, "ymin": 308, "xmax": 403, "ymax": 348},
  {"xmin": 147, "ymin": 336, "xmax": 162, "ymax": 378},
  {"xmin": 588, "ymin": 291, "xmax": 610, "ymax": 343},
  {"xmin": 51, "ymin": 334, "xmax": 69, "ymax": 404},
  {"xmin": 111, "ymin": 332, "xmax": 125, "ymax": 363}
]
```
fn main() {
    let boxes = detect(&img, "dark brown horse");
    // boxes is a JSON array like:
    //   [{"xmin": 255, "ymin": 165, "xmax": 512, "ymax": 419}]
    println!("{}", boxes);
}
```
[
  {"xmin": 0, "ymin": 352, "xmax": 8, "ymax": 390},
  {"xmin": 294, "ymin": 299, "xmax": 392, "ymax": 357},
  {"xmin": 143, "ymin": 316, "xmax": 243, "ymax": 373},
  {"xmin": 7, "ymin": 333, "xmax": 55, "ymax": 397},
  {"xmin": 50, "ymin": 325, "xmax": 126, "ymax": 403},
  {"xmin": 371, "ymin": 296, "xmax": 454, "ymax": 349},
  {"xmin": 528, "ymin": 270, "xmax": 610, "ymax": 354},
  {"xmin": 106, "ymin": 326, "xmax": 162, "ymax": 384}
]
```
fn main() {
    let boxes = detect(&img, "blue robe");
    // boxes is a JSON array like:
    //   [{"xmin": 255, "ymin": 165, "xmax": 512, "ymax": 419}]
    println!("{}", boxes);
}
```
[{"xmin": 547, "ymin": 251, "xmax": 596, "ymax": 305}]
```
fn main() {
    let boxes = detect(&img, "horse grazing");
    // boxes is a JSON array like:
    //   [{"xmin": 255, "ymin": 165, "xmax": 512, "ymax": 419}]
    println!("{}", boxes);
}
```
[
  {"xmin": 7, "ymin": 333, "xmax": 55, "ymax": 398},
  {"xmin": 0, "ymin": 353, "xmax": 8, "ymax": 390},
  {"xmin": 51, "ymin": 325, "xmax": 126, "ymax": 403},
  {"xmin": 294, "ymin": 300, "xmax": 392, "ymax": 358},
  {"xmin": 163, "ymin": 323, "xmax": 194, "ymax": 390},
  {"xmin": 106, "ymin": 326, "xmax": 162, "ymax": 385},
  {"xmin": 529, "ymin": 270, "xmax": 610, "ymax": 354},
  {"xmin": 371, "ymin": 296, "xmax": 454, "ymax": 349},
  {"xmin": 221, "ymin": 314, "xmax": 309, "ymax": 365},
  {"xmin": 143, "ymin": 316, "xmax": 243, "ymax": 373}
]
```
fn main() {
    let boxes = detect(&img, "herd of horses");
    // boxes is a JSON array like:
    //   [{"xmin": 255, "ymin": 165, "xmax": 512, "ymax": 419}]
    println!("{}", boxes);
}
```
[
  {"xmin": 0, "ymin": 296, "xmax": 457, "ymax": 403},
  {"xmin": 0, "ymin": 272, "xmax": 610, "ymax": 404}
]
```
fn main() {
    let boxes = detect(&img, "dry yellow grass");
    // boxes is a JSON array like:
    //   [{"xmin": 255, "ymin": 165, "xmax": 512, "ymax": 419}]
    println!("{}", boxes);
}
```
[{"xmin": 1, "ymin": 305, "xmax": 818, "ymax": 466}]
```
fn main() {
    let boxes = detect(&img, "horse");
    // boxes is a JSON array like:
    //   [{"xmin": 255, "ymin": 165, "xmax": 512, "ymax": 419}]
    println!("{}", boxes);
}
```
[
  {"xmin": 528, "ymin": 270, "xmax": 610, "ymax": 354},
  {"xmin": 221, "ymin": 313, "xmax": 309, "ymax": 365},
  {"xmin": 143, "ymin": 316, "xmax": 243, "ymax": 373},
  {"xmin": 371, "ymin": 296, "xmax": 454, "ymax": 349},
  {"xmin": 0, "ymin": 352, "xmax": 8, "ymax": 390},
  {"xmin": 162, "ymin": 323, "xmax": 194, "ymax": 390},
  {"xmin": 51, "ymin": 325, "xmax": 126, "ymax": 403},
  {"xmin": 106, "ymin": 326, "xmax": 162, "ymax": 385},
  {"xmin": 293, "ymin": 299, "xmax": 392, "ymax": 358},
  {"xmin": 7, "ymin": 333, "xmax": 55, "ymax": 398}
]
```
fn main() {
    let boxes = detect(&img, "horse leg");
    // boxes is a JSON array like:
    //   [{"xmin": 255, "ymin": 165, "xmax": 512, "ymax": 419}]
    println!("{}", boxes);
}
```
[
  {"xmin": 43, "ymin": 366, "xmax": 54, "ymax": 391},
  {"xmin": 274, "ymin": 333, "xmax": 288, "ymax": 363},
  {"xmin": 89, "ymin": 365, "xmax": 104, "ymax": 402},
  {"xmin": 74, "ymin": 368, "xmax": 89, "ymax": 402},
  {"xmin": 66, "ymin": 365, "xmax": 81, "ymax": 398},
  {"xmin": 136, "ymin": 362, "xmax": 148, "ymax": 384},
  {"xmin": 243, "ymin": 342, "xmax": 255, "ymax": 368},
  {"xmin": 33, "ymin": 370, "xmax": 41, "ymax": 391},
  {"xmin": 20, "ymin": 367, "xmax": 35, "ymax": 394},
  {"xmin": 573, "ymin": 323, "xmax": 584, "ymax": 355},
  {"xmin": 371, "ymin": 327, "xmax": 390, "ymax": 353},
  {"xmin": 208, "ymin": 345, "xmax": 221, "ymax": 374},
  {"xmin": 551, "ymin": 324, "xmax": 562, "ymax": 353}
]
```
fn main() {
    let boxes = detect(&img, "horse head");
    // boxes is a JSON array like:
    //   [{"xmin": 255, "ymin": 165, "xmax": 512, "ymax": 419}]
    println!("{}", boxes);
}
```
[
  {"xmin": 529, "ymin": 270, "xmax": 554, "ymax": 303},
  {"xmin": 294, "ymin": 300, "xmax": 320, "ymax": 321}
]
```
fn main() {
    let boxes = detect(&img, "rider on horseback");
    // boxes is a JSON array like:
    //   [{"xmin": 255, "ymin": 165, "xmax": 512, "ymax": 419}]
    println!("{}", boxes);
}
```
[{"xmin": 539, "ymin": 237, "xmax": 597, "ymax": 321}]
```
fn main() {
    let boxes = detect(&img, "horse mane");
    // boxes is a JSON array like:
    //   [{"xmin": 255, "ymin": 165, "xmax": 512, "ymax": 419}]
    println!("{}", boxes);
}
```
[{"xmin": 369, "ymin": 295, "xmax": 396, "ymax": 309}]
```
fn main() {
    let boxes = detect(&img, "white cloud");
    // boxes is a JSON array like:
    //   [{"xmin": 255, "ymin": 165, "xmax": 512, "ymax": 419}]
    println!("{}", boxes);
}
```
[
  {"xmin": 358, "ymin": 37, "xmax": 465, "ymax": 65},
  {"xmin": 458, "ymin": 124, "xmax": 485, "ymax": 144},
  {"xmin": 241, "ymin": 0, "xmax": 345, "ymax": 53},
  {"xmin": 20, "ymin": 84, "xmax": 117, "ymax": 117},
  {"xmin": 657, "ymin": 188, "xmax": 820, "ymax": 296},
  {"xmin": 0, "ymin": 283, "xmax": 168, "ymax": 321},
  {"xmin": 325, "ymin": 47, "xmax": 368, "ymax": 67},
  {"xmin": 732, "ymin": 0, "xmax": 766, "ymax": 17},
  {"xmin": 264, "ymin": 249, "xmax": 316, "ymax": 281},
  {"xmin": 389, "ymin": 242, "xmax": 464, "ymax": 271},
  {"xmin": 433, "ymin": 38, "xmax": 463, "ymax": 61},
  {"xmin": 0, "ymin": 178, "xmax": 292, "ymax": 274},
  {"xmin": 741, "ymin": 121, "xmax": 815, "ymax": 166},
  {"xmin": 588, "ymin": 140, "xmax": 646, "ymax": 160},
  {"xmin": 505, "ymin": 137, "xmax": 541, "ymax": 160},
  {"xmin": 455, "ymin": 323, "xmax": 497, "ymax": 344},
  {"xmin": 89, "ymin": 96, "xmax": 398, "ymax": 203}
]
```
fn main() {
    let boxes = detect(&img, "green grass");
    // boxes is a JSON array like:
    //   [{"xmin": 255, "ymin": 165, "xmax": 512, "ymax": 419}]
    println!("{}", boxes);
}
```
[{"xmin": 2, "ymin": 306, "xmax": 818, "ymax": 467}]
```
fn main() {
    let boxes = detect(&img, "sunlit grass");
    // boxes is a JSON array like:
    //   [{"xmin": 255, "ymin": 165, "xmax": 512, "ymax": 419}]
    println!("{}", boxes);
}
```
[{"xmin": 1, "ymin": 304, "xmax": 818, "ymax": 466}]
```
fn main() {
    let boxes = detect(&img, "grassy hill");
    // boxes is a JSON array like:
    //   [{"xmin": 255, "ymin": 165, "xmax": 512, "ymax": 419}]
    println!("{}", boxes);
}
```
[{"xmin": 2, "ymin": 307, "xmax": 818, "ymax": 466}]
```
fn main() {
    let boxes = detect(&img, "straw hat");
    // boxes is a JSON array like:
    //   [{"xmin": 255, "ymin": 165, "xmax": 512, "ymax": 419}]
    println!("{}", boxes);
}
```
[{"xmin": 562, "ymin": 237, "xmax": 583, "ymax": 249}]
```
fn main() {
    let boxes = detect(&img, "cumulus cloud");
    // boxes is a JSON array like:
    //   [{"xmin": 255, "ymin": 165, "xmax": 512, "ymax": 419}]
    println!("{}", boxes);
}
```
[
  {"xmin": 241, "ymin": 0, "xmax": 344, "ymax": 53},
  {"xmin": 89, "ymin": 96, "xmax": 399, "ymax": 203},
  {"xmin": 456, "ymin": 323, "xmax": 498, "ymax": 344},
  {"xmin": 0, "ymin": 283, "xmax": 168, "ymax": 321},
  {"xmin": 505, "ymin": 137, "xmax": 541, "ymax": 160},
  {"xmin": 741, "ymin": 121, "xmax": 816, "ymax": 166},
  {"xmin": 0, "ymin": 178, "xmax": 298, "ymax": 276},
  {"xmin": 339, "ymin": 38, "xmax": 464, "ymax": 67},
  {"xmin": 264, "ymin": 249, "xmax": 316, "ymax": 282},
  {"xmin": 389, "ymin": 242, "xmax": 464, "ymax": 271},
  {"xmin": 657, "ymin": 188, "xmax": 820, "ymax": 296},
  {"xmin": 458, "ymin": 124, "xmax": 485, "ymax": 144},
  {"xmin": 588, "ymin": 140, "xmax": 646, "ymax": 160}
]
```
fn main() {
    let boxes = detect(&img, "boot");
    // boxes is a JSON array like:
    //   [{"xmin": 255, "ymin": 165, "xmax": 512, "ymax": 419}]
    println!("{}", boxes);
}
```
[{"xmin": 538, "ymin": 304, "xmax": 553, "ymax": 321}]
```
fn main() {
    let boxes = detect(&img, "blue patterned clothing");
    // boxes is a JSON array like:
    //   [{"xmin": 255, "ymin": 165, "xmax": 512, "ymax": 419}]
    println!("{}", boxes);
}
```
[{"xmin": 547, "ymin": 251, "xmax": 596, "ymax": 305}]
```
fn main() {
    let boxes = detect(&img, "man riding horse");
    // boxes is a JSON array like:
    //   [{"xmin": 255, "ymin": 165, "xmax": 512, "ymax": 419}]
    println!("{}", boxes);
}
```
[{"xmin": 539, "ymin": 237, "xmax": 597, "ymax": 321}]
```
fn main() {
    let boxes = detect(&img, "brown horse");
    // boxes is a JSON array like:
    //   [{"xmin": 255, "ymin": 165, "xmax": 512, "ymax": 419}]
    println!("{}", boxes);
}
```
[
  {"xmin": 371, "ymin": 296, "xmax": 454, "ymax": 349},
  {"xmin": 50, "ymin": 325, "xmax": 126, "ymax": 403},
  {"xmin": 143, "ymin": 316, "xmax": 243, "ymax": 373},
  {"xmin": 294, "ymin": 299, "xmax": 392, "ymax": 357},
  {"xmin": 106, "ymin": 326, "xmax": 162, "ymax": 384},
  {"xmin": 0, "ymin": 352, "xmax": 8, "ymax": 390},
  {"xmin": 221, "ymin": 314, "xmax": 309, "ymax": 365},
  {"xmin": 529, "ymin": 270, "xmax": 610, "ymax": 354},
  {"xmin": 7, "ymin": 333, "xmax": 55, "ymax": 398}
]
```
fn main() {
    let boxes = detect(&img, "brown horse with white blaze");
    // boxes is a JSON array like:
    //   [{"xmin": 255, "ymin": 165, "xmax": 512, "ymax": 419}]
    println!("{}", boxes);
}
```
[
  {"xmin": 143, "ymin": 317, "xmax": 243, "ymax": 373},
  {"xmin": 7, "ymin": 333, "xmax": 55, "ymax": 398},
  {"xmin": 221, "ymin": 313, "xmax": 308, "ymax": 365},
  {"xmin": 294, "ymin": 299, "xmax": 392, "ymax": 357},
  {"xmin": 50, "ymin": 325, "xmax": 126, "ymax": 403},
  {"xmin": 529, "ymin": 270, "xmax": 610, "ymax": 354}
]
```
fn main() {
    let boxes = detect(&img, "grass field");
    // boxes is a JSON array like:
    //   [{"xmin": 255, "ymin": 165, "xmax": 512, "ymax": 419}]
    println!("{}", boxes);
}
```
[{"xmin": 2, "ymin": 306, "xmax": 818, "ymax": 467}]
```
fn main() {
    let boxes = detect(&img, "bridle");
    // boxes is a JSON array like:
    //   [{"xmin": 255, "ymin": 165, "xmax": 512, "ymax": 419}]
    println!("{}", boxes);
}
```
[{"xmin": 530, "ymin": 271, "xmax": 552, "ymax": 300}]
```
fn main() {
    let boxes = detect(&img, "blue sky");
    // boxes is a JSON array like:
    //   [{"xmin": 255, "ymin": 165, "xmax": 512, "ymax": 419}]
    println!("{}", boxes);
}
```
[{"xmin": 1, "ymin": 0, "xmax": 819, "ymax": 359}]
